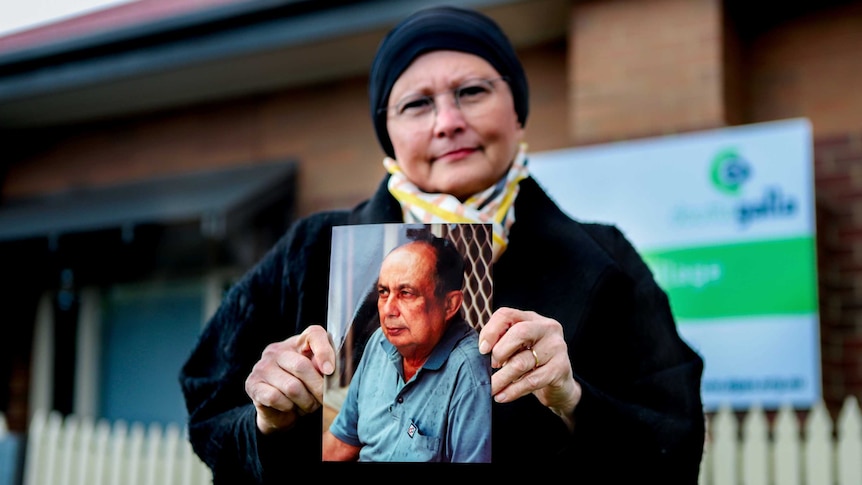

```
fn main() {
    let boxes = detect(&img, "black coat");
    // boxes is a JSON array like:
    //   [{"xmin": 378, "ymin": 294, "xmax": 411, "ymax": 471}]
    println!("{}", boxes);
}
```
[{"xmin": 179, "ymin": 175, "xmax": 705, "ymax": 482}]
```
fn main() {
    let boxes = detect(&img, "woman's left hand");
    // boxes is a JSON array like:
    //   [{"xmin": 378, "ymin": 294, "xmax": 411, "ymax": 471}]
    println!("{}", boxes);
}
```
[{"xmin": 478, "ymin": 307, "xmax": 581, "ymax": 429}]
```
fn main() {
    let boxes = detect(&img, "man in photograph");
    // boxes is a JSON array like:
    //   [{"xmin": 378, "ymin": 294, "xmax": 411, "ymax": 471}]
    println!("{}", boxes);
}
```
[{"xmin": 323, "ymin": 234, "xmax": 491, "ymax": 462}]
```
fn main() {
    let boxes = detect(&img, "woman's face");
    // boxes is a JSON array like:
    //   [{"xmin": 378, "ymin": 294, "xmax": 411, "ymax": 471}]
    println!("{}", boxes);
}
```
[{"xmin": 385, "ymin": 50, "xmax": 524, "ymax": 200}]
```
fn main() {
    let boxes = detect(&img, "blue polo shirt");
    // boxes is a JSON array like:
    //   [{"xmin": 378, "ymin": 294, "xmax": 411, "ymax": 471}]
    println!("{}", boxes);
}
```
[{"xmin": 328, "ymin": 318, "xmax": 492, "ymax": 462}]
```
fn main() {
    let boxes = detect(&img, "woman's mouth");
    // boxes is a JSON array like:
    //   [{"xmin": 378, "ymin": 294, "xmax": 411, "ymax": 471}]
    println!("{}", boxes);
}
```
[{"xmin": 436, "ymin": 147, "xmax": 477, "ymax": 162}]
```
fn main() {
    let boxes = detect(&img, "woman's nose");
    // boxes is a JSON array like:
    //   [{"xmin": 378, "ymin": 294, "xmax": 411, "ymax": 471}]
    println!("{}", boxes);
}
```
[{"xmin": 433, "ymin": 95, "xmax": 467, "ymax": 136}]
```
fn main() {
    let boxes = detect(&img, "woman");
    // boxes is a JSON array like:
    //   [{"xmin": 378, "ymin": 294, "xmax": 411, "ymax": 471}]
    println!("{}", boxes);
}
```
[{"xmin": 180, "ymin": 4, "xmax": 705, "ymax": 482}]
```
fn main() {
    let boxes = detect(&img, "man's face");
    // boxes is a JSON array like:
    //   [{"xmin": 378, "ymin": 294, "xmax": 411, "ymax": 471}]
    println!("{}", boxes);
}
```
[{"xmin": 377, "ymin": 242, "xmax": 460, "ymax": 360}]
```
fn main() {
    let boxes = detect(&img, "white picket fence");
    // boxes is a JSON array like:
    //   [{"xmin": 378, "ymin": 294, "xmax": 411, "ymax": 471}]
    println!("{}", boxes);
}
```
[
  {"xmin": 16, "ymin": 410, "xmax": 212, "ymax": 485},
  {"xmin": 700, "ymin": 396, "xmax": 862, "ymax": 484},
  {"xmin": 2, "ymin": 398, "xmax": 862, "ymax": 483}
]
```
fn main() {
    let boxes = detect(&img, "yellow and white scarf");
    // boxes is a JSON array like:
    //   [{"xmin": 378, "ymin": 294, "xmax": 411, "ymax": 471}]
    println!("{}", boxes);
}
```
[{"xmin": 383, "ymin": 143, "xmax": 530, "ymax": 262}]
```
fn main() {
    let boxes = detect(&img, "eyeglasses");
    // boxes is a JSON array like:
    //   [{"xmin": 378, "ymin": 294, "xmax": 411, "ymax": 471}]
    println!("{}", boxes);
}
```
[{"xmin": 380, "ymin": 77, "xmax": 509, "ymax": 128}]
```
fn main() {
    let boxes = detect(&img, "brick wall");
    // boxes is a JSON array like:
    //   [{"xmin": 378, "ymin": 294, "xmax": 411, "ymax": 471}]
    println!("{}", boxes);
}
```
[
  {"xmin": 746, "ymin": 4, "xmax": 862, "ymax": 138},
  {"xmin": 569, "ymin": 0, "xmax": 726, "ymax": 145},
  {"xmin": 815, "ymin": 133, "xmax": 862, "ymax": 412},
  {"xmin": 2, "ymin": 76, "xmax": 385, "ymax": 217},
  {"xmin": 518, "ymin": 40, "xmax": 570, "ymax": 151}
]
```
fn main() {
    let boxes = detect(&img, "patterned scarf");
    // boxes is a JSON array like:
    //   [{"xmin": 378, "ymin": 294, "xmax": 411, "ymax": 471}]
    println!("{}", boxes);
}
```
[{"xmin": 383, "ymin": 143, "xmax": 530, "ymax": 262}]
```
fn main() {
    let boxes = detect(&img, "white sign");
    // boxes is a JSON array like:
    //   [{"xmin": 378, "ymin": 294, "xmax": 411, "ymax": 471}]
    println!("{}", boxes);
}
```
[{"xmin": 529, "ymin": 118, "xmax": 820, "ymax": 411}]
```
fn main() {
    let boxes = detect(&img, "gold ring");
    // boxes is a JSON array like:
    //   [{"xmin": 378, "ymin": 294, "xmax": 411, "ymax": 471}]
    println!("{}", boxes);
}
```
[{"xmin": 531, "ymin": 348, "xmax": 539, "ymax": 369}]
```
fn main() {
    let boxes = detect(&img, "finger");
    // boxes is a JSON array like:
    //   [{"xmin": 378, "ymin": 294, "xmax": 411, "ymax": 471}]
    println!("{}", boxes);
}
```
[
  {"xmin": 275, "ymin": 347, "xmax": 326, "ymax": 407},
  {"xmin": 248, "ymin": 380, "xmax": 300, "ymax": 414},
  {"xmin": 478, "ymin": 307, "xmax": 525, "ymax": 355},
  {"xmin": 299, "ymin": 325, "xmax": 336, "ymax": 376},
  {"xmin": 490, "ymin": 347, "xmax": 541, "ymax": 395},
  {"xmin": 492, "ymin": 357, "xmax": 547, "ymax": 403},
  {"xmin": 254, "ymin": 398, "xmax": 301, "ymax": 433},
  {"xmin": 248, "ymin": 354, "xmax": 320, "ymax": 413},
  {"xmin": 489, "ymin": 320, "xmax": 543, "ymax": 369}
]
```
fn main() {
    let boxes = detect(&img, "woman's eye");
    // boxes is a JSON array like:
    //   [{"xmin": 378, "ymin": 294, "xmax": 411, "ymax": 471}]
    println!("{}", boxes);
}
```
[
  {"xmin": 399, "ymin": 97, "xmax": 433, "ymax": 115},
  {"xmin": 458, "ymin": 84, "xmax": 490, "ymax": 99}
]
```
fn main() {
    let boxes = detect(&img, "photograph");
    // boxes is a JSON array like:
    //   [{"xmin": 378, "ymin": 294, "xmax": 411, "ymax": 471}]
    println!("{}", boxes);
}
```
[{"xmin": 323, "ymin": 223, "xmax": 493, "ymax": 463}]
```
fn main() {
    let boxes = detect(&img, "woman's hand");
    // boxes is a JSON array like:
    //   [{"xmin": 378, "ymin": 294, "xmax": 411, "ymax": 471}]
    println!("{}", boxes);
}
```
[
  {"xmin": 245, "ymin": 325, "xmax": 335, "ymax": 434},
  {"xmin": 478, "ymin": 307, "xmax": 581, "ymax": 430}
]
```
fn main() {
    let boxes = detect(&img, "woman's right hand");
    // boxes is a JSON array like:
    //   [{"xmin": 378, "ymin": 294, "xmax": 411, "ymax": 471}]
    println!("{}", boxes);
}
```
[{"xmin": 245, "ymin": 325, "xmax": 335, "ymax": 434}]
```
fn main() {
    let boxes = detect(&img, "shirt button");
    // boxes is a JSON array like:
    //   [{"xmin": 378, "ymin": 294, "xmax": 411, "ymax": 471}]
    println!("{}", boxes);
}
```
[{"xmin": 397, "ymin": 396, "xmax": 404, "ymax": 404}]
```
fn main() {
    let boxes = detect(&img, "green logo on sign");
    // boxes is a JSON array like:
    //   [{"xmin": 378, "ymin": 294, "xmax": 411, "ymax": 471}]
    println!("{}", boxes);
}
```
[{"xmin": 710, "ymin": 148, "xmax": 751, "ymax": 196}]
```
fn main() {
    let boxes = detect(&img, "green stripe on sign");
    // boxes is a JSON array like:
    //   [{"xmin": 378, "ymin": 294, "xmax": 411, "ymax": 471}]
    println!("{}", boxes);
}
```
[{"xmin": 641, "ymin": 236, "xmax": 818, "ymax": 320}]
